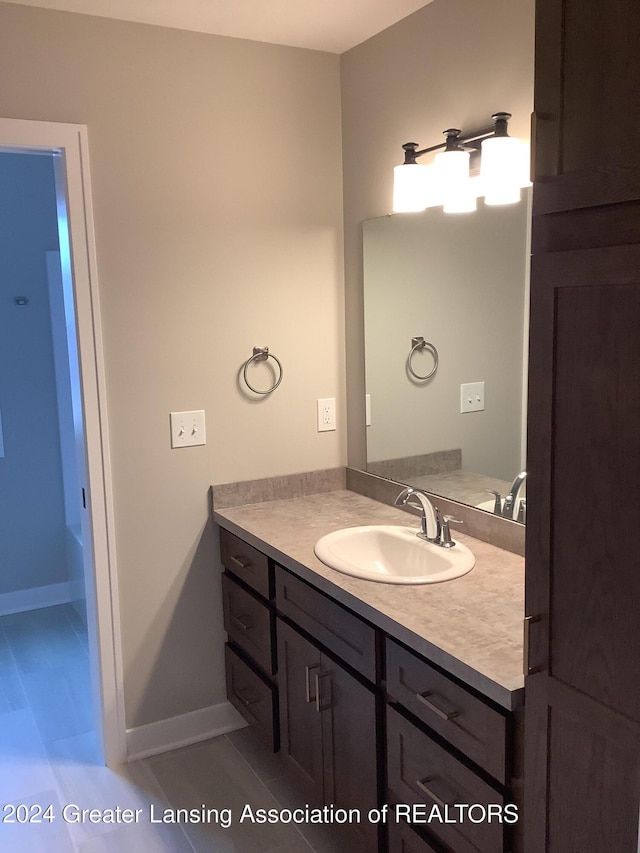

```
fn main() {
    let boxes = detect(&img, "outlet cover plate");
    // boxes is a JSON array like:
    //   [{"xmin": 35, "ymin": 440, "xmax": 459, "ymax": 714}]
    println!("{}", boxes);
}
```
[{"xmin": 317, "ymin": 398, "xmax": 336, "ymax": 432}]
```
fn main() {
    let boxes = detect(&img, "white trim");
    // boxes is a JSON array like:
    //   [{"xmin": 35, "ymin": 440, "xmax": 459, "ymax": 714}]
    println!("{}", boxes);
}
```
[
  {"xmin": 125, "ymin": 702, "xmax": 247, "ymax": 762},
  {"xmin": 0, "ymin": 582, "xmax": 73, "ymax": 617},
  {"xmin": 0, "ymin": 117, "xmax": 125, "ymax": 766}
]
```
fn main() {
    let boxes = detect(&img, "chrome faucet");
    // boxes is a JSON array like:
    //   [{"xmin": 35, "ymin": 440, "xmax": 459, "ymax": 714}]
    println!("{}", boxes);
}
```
[
  {"xmin": 394, "ymin": 486, "xmax": 464, "ymax": 547},
  {"xmin": 502, "ymin": 471, "xmax": 527, "ymax": 520},
  {"xmin": 394, "ymin": 486, "xmax": 439, "ymax": 541}
]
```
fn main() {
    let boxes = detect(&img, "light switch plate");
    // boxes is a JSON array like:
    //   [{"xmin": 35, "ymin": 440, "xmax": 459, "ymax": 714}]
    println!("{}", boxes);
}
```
[
  {"xmin": 460, "ymin": 382, "xmax": 485, "ymax": 413},
  {"xmin": 170, "ymin": 410, "xmax": 206, "ymax": 447}
]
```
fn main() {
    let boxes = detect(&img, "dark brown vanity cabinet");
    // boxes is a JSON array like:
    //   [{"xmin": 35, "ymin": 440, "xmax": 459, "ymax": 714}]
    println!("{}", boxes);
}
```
[
  {"xmin": 219, "ymin": 526, "xmax": 520, "ymax": 853},
  {"xmin": 525, "ymin": 1, "xmax": 640, "ymax": 850}
]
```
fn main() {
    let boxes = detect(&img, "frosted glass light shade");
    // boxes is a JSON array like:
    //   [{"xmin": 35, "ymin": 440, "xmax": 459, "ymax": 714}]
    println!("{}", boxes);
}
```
[
  {"xmin": 481, "ymin": 135, "xmax": 522, "ymax": 205},
  {"xmin": 393, "ymin": 163, "xmax": 430, "ymax": 212},
  {"xmin": 434, "ymin": 149, "xmax": 476, "ymax": 213}
]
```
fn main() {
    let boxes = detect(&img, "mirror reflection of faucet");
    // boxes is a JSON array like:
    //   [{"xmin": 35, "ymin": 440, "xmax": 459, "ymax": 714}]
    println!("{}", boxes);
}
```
[{"xmin": 479, "ymin": 471, "xmax": 527, "ymax": 521}]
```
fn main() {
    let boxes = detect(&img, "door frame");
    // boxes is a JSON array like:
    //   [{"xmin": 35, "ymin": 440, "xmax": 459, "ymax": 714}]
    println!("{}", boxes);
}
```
[{"xmin": 0, "ymin": 116, "xmax": 125, "ymax": 765}]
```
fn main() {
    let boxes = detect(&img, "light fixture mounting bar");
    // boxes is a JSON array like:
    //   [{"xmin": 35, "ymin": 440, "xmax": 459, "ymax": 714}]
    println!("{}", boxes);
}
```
[{"xmin": 402, "ymin": 117, "xmax": 506, "ymax": 164}]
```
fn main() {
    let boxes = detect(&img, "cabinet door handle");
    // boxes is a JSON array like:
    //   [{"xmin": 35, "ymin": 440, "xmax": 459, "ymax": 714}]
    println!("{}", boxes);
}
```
[
  {"xmin": 236, "ymin": 687, "xmax": 259, "ymax": 707},
  {"xmin": 232, "ymin": 614, "xmax": 253, "ymax": 631},
  {"xmin": 305, "ymin": 664, "xmax": 321, "ymax": 703},
  {"xmin": 524, "ymin": 614, "xmax": 542, "ymax": 676},
  {"xmin": 415, "ymin": 777, "xmax": 451, "ymax": 809},
  {"xmin": 230, "ymin": 554, "xmax": 252, "ymax": 571},
  {"xmin": 315, "ymin": 671, "xmax": 332, "ymax": 713},
  {"xmin": 416, "ymin": 691, "xmax": 459, "ymax": 721}
]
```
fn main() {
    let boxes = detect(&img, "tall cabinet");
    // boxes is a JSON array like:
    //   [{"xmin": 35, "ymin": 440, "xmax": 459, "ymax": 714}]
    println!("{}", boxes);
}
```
[{"xmin": 525, "ymin": 1, "xmax": 640, "ymax": 850}]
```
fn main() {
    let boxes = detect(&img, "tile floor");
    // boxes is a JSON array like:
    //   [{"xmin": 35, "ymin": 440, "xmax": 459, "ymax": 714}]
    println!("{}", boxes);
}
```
[{"xmin": 0, "ymin": 605, "xmax": 353, "ymax": 852}]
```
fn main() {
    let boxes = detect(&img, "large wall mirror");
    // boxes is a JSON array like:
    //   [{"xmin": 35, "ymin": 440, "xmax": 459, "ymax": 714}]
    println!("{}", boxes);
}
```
[{"xmin": 361, "ymin": 189, "xmax": 531, "ymax": 524}]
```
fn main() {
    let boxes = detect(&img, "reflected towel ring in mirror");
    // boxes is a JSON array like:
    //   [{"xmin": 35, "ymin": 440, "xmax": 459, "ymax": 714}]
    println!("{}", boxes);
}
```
[
  {"xmin": 242, "ymin": 346, "xmax": 284, "ymax": 394},
  {"xmin": 407, "ymin": 336, "xmax": 439, "ymax": 381}
]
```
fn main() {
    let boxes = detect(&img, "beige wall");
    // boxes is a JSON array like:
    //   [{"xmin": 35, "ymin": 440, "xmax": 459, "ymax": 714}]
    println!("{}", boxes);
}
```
[
  {"xmin": 340, "ymin": 0, "xmax": 535, "ymax": 469},
  {"xmin": 0, "ymin": 3, "xmax": 344, "ymax": 729}
]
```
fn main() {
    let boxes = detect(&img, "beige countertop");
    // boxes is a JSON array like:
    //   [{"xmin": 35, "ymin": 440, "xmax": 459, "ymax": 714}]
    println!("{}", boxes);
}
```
[{"xmin": 213, "ymin": 489, "xmax": 524, "ymax": 710}]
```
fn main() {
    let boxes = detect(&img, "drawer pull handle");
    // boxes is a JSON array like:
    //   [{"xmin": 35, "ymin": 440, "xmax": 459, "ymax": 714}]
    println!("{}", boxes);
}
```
[
  {"xmin": 230, "ymin": 554, "xmax": 252, "ymax": 571},
  {"xmin": 315, "ymin": 671, "xmax": 332, "ymax": 713},
  {"xmin": 415, "ymin": 778, "xmax": 451, "ymax": 809},
  {"xmin": 416, "ymin": 691, "xmax": 459, "ymax": 721},
  {"xmin": 232, "ymin": 614, "xmax": 253, "ymax": 631},
  {"xmin": 236, "ymin": 687, "xmax": 259, "ymax": 707},
  {"xmin": 305, "ymin": 664, "xmax": 321, "ymax": 703}
]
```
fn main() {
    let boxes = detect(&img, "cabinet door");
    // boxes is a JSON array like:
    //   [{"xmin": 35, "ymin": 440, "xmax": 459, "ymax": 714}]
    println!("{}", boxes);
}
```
[
  {"xmin": 278, "ymin": 618, "xmax": 379, "ymax": 848},
  {"xmin": 534, "ymin": 0, "xmax": 640, "ymax": 213},
  {"xmin": 277, "ymin": 619, "xmax": 324, "ymax": 800},
  {"xmin": 320, "ymin": 650, "xmax": 378, "ymax": 849},
  {"xmin": 525, "ymin": 244, "xmax": 640, "ymax": 851}
]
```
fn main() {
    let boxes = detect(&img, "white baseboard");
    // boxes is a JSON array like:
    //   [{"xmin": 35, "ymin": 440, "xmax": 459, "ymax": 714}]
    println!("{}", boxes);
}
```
[
  {"xmin": 0, "ymin": 581, "xmax": 73, "ymax": 617},
  {"xmin": 125, "ymin": 700, "xmax": 247, "ymax": 762}
]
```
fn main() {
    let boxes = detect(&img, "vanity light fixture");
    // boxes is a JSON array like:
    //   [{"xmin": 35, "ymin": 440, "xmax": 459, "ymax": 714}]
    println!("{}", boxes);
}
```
[{"xmin": 393, "ymin": 112, "xmax": 524, "ymax": 213}]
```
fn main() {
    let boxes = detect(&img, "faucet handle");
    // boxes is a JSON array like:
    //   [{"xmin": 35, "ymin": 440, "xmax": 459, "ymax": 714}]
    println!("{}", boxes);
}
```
[
  {"xmin": 516, "ymin": 499, "xmax": 527, "ymax": 524},
  {"xmin": 440, "ymin": 515, "xmax": 463, "ymax": 548},
  {"xmin": 484, "ymin": 489, "xmax": 502, "ymax": 514}
]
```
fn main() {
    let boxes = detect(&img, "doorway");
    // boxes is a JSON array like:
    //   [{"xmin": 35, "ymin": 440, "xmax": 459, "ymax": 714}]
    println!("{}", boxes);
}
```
[
  {"xmin": 0, "ymin": 117, "xmax": 124, "ymax": 766},
  {"xmin": 0, "ymin": 148, "xmax": 94, "ymax": 758}
]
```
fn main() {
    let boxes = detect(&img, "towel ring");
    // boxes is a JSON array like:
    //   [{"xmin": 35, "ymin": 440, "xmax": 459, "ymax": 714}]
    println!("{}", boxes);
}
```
[
  {"xmin": 407, "ymin": 336, "xmax": 439, "ymax": 381},
  {"xmin": 242, "ymin": 347, "xmax": 283, "ymax": 394}
]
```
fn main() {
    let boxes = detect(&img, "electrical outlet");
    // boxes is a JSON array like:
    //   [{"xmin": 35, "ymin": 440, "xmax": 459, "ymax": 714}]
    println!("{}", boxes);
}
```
[
  {"xmin": 170, "ymin": 410, "xmax": 206, "ymax": 447},
  {"xmin": 317, "ymin": 398, "xmax": 336, "ymax": 432},
  {"xmin": 460, "ymin": 382, "xmax": 485, "ymax": 414}
]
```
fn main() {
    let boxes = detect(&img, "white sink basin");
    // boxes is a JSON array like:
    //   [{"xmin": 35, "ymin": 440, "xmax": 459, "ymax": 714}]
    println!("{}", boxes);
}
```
[
  {"xmin": 476, "ymin": 498, "xmax": 524, "ymax": 517},
  {"xmin": 313, "ymin": 525, "xmax": 474, "ymax": 585},
  {"xmin": 476, "ymin": 499, "xmax": 503, "ymax": 513}
]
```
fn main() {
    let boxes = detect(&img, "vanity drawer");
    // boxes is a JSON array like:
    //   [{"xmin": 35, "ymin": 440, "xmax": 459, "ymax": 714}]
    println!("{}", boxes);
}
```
[
  {"xmin": 220, "ymin": 528, "xmax": 271, "ymax": 600},
  {"xmin": 386, "ymin": 639, "xmax": 507, "ymax": 783},
  {"xmin": 222, "ymin": 573, "xmax": 275, "ymax": 676},
  {"xmin": 387, "ymin": 706, "xmax": 505, "ymax": 853},
  {"xmin": 225, "ymin": 644, "xmax": 278, "ymax": 752},
  {"xmin": 275, "ymin": 566, "xmax": 376, "ymax": 683},
  {"xmin": 388, "ymin": 819, "xmax": 442, "ymax": 853}
]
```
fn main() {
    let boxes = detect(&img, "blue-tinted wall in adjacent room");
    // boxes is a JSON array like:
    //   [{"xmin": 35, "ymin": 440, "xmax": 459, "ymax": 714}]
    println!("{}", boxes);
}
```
[{"xmin": 0, "ymin": 152, "xmax": 67, "ymax": 596}]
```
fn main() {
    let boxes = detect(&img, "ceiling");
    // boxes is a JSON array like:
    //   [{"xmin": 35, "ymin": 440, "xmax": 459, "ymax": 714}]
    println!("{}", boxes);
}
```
[{"xmin": 3, "ymin": 0, "xmax": 435, "ymax": 53}]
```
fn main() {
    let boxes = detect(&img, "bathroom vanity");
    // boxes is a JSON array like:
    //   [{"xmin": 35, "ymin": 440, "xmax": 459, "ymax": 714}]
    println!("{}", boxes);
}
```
[{"xmin": 215, "ymin": 489, "xmax": 524, "ymax": 853}]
